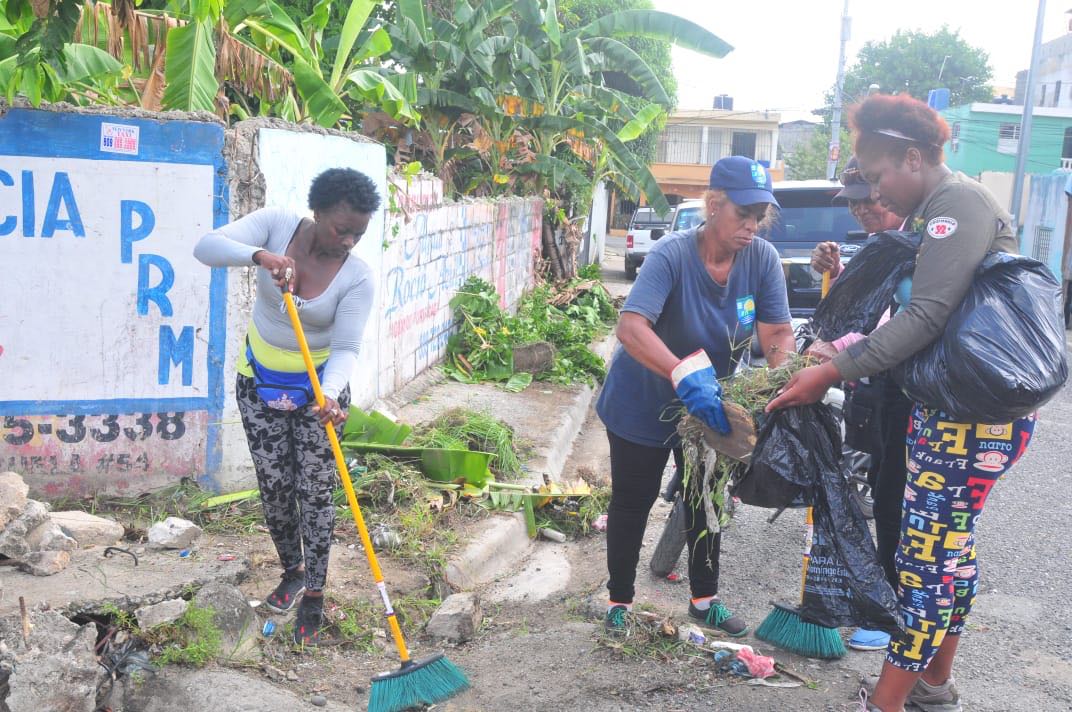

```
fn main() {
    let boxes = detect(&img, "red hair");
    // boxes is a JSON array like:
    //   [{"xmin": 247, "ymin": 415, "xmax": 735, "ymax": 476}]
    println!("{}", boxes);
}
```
[{"xmin": 850, "ymin": 94, "xmax": 951, "ymax": 165}]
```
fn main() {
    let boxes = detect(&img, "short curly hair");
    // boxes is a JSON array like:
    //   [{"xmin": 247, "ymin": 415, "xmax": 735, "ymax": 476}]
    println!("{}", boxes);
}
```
[
  {"xmin": 308, "ymin": 168, "xmax": 381, "ymax": 214},
  {"xmin": 851, "ymin": 94, "xmax": 951, "ymax": 165}
]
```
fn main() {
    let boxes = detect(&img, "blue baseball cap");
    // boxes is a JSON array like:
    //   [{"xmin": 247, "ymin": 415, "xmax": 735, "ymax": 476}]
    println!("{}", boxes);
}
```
[{"xmin": 708, "ymin": 156, "xmax": 780, "ymax": 208}]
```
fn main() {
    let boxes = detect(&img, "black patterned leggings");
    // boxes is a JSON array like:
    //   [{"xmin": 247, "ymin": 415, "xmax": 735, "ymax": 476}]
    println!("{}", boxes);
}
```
[{"xmin": 236, "ymin": 374, "xmax": 349, "ymax": 592}]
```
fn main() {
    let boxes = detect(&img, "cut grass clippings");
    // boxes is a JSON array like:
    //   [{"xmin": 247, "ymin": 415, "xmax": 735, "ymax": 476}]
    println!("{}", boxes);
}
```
[{"xmin": 410, "ymin": 408, "xmax": 525, "ymax": 479}]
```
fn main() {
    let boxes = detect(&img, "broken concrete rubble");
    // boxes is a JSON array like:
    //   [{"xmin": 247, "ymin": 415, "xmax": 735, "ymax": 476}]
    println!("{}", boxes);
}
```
[
  {"xmin": 0, "ymin": 472, "xmax": 28, "ymax": 531},
  {"xmin": 148, "ymin": 517, "xmax": 203, "ymax": 550},
  {"xmin": 0, "ymin": 499, "xmax": 50, "ymax": 559},
  {"xmin": 50, "ymin": 509, "xmax": 126, "ymax": 547},
  {"xmin": 192, "ymin": 582, "xmax": 258, "ymax": 660},
  {"xmin": 17, "ymin": 549, "xmax": 71, "ymax": 577},
  {"xmin": 135, "ymin": 599, "xmax": 188, "ymax": 630},
  {"xmin": 0, "ymin": 609, "xmax": 104, "ymax": 712},
  {"xmin": 25, "ymin": 519, "xmax": 77, "ymax": 552},
  {"xmin": 425, "ymin": 592, "xmax": 482, "ymax": 643}
]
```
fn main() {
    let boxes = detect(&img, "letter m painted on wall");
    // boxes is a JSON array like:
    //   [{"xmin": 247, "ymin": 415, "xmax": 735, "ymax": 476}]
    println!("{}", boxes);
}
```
[{"xmin": 159, "ymin": 325, "xmax": 194, "ymax": 386}]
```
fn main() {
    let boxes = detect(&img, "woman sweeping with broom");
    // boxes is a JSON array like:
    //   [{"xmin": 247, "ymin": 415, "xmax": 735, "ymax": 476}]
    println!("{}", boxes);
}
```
[
  {"xmin": 195, "ymin": 168, "xmax": 379, "ymax": 647},
  {"xmin": 768, "ymin": 94, "xmax": 1038, "ymax": 712},
  {"xmin": 596, "ymin": 156, "xmax": 796, "ymax": 638}
]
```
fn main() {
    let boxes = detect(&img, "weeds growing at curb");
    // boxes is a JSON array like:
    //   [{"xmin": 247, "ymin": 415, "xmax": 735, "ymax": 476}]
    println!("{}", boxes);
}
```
[{"xmin": 149, "ymin": 604, "xmax": 223, "ymax": 667}]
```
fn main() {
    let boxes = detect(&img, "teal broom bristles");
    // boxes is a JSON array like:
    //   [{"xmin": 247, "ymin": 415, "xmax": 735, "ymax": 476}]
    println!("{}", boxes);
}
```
[
  {"xmin": 368, "ymin": 654, "xmax": 470, "ymax": 712},
  {"xmin": 754, "ymin": 602, "xmax": 846, "ymax": 660}
]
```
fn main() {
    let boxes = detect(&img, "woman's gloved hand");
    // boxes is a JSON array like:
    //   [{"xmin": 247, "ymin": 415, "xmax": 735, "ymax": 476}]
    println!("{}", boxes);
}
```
[{"xmin": 671, "ymin": 350, "xmax": 731, "ymax": 435}]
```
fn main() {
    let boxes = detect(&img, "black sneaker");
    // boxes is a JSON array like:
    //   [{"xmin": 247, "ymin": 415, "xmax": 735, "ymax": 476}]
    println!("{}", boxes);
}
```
[
  {"xmin": 264, "ymin": 569, "xmax": 305, "ymax": 613},
  {"xmin": 292, "ymin": 595, "xmax": 324, "ymax": 647},
  {"xmin": 688, "ymin": 597, "xmax": 748, "ymax": 637},
  {"xmin": 603, "ymin": 605, "xmax": 631, "ymax": 637}
]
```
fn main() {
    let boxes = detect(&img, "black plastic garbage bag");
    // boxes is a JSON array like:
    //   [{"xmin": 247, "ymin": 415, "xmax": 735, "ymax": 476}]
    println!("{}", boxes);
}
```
[
  {"xmin": 799, "ymin": 460, "xmax": 902, "ymax": 633},
  {"xmin": 733, "ymin": 404, "xmax": 841, "ymax": 510},
  {"xmin": 895, "ymin": 252, "xmax": 1069, "ymax": 423},
  {"xmin": 811, "ymin": 231, "xmax": 921, "ymax": 342}
]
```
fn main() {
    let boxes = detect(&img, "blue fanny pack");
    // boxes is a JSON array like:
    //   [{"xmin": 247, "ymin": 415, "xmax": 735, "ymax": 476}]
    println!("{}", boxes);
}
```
[{"xmin": 246, "ymin": 340, "xmax": 324, "ymax": 411}]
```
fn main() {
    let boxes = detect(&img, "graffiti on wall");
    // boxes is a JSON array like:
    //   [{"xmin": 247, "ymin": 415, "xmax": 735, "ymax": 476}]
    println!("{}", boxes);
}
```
[
  {"xmin": 0, "ymin": 109, "xmax": 228, "ymax": 494},
  {"xmin": 377, "ymin": 190, "xmax": 542, "ymax": 394}
]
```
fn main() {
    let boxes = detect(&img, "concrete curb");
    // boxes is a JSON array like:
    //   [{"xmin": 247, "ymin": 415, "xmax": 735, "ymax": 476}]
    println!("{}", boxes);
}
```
[{"xmin": 443, "ymin": 333, "xmax": 617, "ymax": 592}]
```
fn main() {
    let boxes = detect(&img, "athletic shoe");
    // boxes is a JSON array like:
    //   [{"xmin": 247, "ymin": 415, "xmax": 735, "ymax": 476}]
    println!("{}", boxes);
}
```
[
  {"xmin": 292, "ymin": 595, "xmax": 324, "ymax": 647},
  {"xmin": 264, "ymin": 569, "xmax": 305, "ymax": 613},
  {"xmin": 603, "ymin": 604, "xmax": 630, "ymax": 637},
  {"xmin": 861, "ymin": 674, "xmax": 963, "ymax": 712},
  {"xmin": 688, "ymin": 597, "xmax": 748, "ymax": 637},
  {"xmin": 848, "ymin": 628, "xmax": 891, "ymax": 651}
]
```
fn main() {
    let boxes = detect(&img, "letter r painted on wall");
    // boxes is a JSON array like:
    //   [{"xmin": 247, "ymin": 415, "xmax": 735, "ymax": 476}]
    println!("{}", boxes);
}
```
[{"xmin": 137, "ymin": 254, "xmax": 175, "ymax": 316}]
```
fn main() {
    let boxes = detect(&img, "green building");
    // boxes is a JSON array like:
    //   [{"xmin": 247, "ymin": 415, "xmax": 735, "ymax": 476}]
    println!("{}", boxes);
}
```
[{"xmin": 940, "ymin": 103, "xmax": 1072, "ymax": 177}]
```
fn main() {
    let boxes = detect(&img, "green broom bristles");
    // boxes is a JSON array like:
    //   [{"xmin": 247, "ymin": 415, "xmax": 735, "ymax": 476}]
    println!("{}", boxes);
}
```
[
  {"xmin": 368, "ymin": 653, "xmax": 470, "ymax": 712},
  {"xmin": 754, "ymin": 602, "xmax": 846, "ymax": 660}
]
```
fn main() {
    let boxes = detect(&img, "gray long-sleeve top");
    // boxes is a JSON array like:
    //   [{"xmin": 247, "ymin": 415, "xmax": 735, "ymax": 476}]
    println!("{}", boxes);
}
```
[
  {"xmin": 833, "ymin": 172, "xmax": 1017, "ymax": 382},
  {"xmin": 194, "ymin": 206, "xmax": 374, "ymax": 400}
]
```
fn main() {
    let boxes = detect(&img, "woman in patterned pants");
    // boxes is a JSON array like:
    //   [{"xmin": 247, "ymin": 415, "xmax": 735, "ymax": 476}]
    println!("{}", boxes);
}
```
[{"xmin": 195, "ymin": 169, "xmax": 380, "ymax": 646}]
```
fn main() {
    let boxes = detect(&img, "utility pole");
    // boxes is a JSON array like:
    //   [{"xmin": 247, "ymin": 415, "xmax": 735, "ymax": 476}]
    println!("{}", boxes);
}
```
[
  {"xmin": 827, "ymin": 0, "xmax": 851, "ymax": 181},
  {"xmin": 1011, "ymin": 0, "xmax": 1047, "ymax": 229}
]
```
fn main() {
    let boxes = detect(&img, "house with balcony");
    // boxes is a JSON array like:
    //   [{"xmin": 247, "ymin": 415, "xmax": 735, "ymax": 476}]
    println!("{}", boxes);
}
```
[
  {"xmin": 610, "ymin": 107, "xmax": 781, "ymax": 229},
  {"xmin": 941, "ymin": 103, "xmax": 1072, "ymax": 177}
]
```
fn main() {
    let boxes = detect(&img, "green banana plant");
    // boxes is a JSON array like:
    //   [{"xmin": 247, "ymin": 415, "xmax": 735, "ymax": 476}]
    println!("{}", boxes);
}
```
[{"xmin": 227, "ymin": 0, "xmax": 417, "ymax": 127}]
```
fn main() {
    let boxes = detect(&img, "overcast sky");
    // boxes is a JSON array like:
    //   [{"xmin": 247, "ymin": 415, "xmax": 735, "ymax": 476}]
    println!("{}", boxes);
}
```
[{"xmin": 652, "ymin": 0, "xmax": 1071, "ymax": 122}]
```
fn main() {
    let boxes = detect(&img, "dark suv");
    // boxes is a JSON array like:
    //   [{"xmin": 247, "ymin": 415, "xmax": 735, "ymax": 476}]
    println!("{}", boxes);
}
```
[{"xmin": 663, "ymin": 182, "xmax": 865, "ymax": 317}]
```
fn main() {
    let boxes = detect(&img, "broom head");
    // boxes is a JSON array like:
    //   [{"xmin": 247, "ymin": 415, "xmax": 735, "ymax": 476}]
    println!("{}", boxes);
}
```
[
  {"xmin": 368, "ymin": 653, "xmax": 470, "ymax": 712},
  {"xmin": 754, "ymin": 602, "xmax": 846, "ymax": 660}
]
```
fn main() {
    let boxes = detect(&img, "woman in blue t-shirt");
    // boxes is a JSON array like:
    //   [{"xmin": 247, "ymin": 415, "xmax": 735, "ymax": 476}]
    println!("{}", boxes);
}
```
[{"xmin": 596, "ymin": 156, "xmax": 795, "ymax": 637}]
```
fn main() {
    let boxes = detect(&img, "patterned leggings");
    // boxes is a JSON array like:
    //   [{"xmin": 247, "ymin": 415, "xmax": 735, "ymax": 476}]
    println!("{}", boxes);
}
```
[
  {"xmin": 887, "ymin": 404, "xmax": 1035, "ymax": 671},
  {"xmin": 236, "ymin": 374, "xmax": 349, "ymax": 592}
]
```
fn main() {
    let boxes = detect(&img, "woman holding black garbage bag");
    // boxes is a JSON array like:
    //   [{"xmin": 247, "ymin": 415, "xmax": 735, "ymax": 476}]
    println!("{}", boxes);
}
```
[
  {"xmin": 769, "ymin": 94, "xmax": 1042, "ymax": 712},
  {"xmin": 597, "ymin": 156, "xmax": 796, "ymax": 639}
]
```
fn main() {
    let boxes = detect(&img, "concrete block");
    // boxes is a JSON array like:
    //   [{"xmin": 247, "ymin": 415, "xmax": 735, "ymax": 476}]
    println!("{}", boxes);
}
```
[
  {"xmin": 193, "ymin": 582, "xmax": 257, "ymax": 660},
  {"xmin": 50, "ymin": 510, "xmax": 125, "ymax": 548},
  {"xmin": 148, "ymin": 516, "xmax": 203, "ymax": 549},
  {"xmin": 0, "ymin": 611, "xmax": 101, "ymax": 712},
  {"xmin": 0, "ymin": 499, "xmax": 51, "ymax": 558},
  {"xmin": 25, "ymin": 520, "xmax": 77, "ymax": 552},
  {"xmin": 425, "ymin": 592, "xmax": 482, "ymax": 643},
  {"xmin": 0, "ymin": 471, "xmax": 29, "ymax": 530},
  {"xmin": 135, "ymin": 598, "xmax": 188, "ymax": 629},
  {"xmin": 18, "ymin": 549, "xmax": 71, "ymax": 576}
]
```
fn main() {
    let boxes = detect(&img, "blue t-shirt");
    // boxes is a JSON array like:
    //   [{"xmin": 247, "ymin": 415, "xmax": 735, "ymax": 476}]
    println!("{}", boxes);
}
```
[{"xmin": 596, "ymin": 228, "xmax": 791, "ymax": 447}]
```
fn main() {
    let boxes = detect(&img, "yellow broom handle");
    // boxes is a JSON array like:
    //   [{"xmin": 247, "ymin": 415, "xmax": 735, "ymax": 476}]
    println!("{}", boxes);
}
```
[{"xmin": 281, "ymin": 287, "xmax": 412, "ymax": 664}]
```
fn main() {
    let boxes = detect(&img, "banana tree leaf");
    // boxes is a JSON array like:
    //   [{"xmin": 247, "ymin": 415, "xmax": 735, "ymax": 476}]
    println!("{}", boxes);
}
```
[
  {"xmin": 421, "ymin": 449, "xmax": 494, "ymax": 488},
  {"xmin": 162, "ymin": 19, "xmax": 218, "ymax": 112},
  {"xmin": 396, "ymin": 0, "xmax": 428, "ymax": 42},
  {"xmin": 0, "ymin": 34, "xmax": 14, "ymax": 58},
  {"xmin": 617, "ymin": 103, "xmax": 663, "ymax": 141},
  {"xmin": 342, "ymin": 409, "xmax": 413, "ymax": 445},
  {"xmin": 503, "ymin": 372, "xmax": 533, "ymax": 393},
  {"xmin": 293, "ymin": 56, "xmax": 347, "ymax": 126},
  {"xmin": 347, "ymin": 68, "xmax": 420, "ymax": 123},
  {"xmin": 235, "ymin": 0, "xmax": 315, "ymax": 63},
  {"xmin": 574, "ymin": 10, "xmax": 733, "ymax": 59},
  {"xmin": 543, "ymin": 0, "xmax": 560, "ymax": 49},
  {"xmin": 585, "ymin": 36, "xmax": 668, "ymax": 105},
  {"xmin": 56, "ymin": 43, "xmax": 122, "ymax": 83},
  {"xmin": 351, "ymin": 26, "xmax": 392, "ymax": 65},
  {"xmin": 328, "ymin": 0, "xmax": 376, "ymax": 90}
]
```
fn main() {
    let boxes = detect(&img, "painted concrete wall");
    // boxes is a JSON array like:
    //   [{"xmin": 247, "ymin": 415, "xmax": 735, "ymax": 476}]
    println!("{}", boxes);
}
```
[
  {"xmin": 1021, "ymin": 172, "xmax": 1070, "ymax": 281},
  {"xmin": 1, "ymin": 109, "xmax": 542, "ymax": 496},
  {"xmin": 943, "ymin": 104, "xmax": 1072, "ymax": 176},
  {"xmin": 0, "ymin": 107, "xmax": 228, "ymax": 497}
]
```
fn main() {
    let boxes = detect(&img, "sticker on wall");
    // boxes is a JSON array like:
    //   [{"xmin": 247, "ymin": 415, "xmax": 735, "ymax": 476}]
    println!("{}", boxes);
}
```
[{"xmin": 100, "ymin": 123, "xmax": 140, "ymax": 155}]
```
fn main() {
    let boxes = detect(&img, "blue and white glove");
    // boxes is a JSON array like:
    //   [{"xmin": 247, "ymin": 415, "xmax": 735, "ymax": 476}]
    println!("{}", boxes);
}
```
[{"xmin": 671, "ymin": 350, "xmax": 731, "ymax": 435}]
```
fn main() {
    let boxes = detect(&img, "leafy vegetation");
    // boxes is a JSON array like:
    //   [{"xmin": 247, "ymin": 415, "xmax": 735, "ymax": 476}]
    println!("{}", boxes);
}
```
[
  {"xmin": 151, "ymin": 604, "xmax": 223, "ymax": 667},
  {"xmin": 445, "ymin": 275, "xmax": 617, "ymax": 387},
  {"xmin": 410, "ymin": 408, "xmax": 525, "ymax": 479}
]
